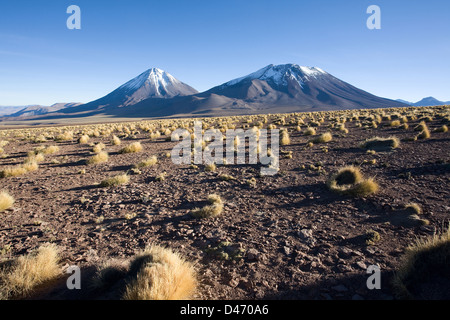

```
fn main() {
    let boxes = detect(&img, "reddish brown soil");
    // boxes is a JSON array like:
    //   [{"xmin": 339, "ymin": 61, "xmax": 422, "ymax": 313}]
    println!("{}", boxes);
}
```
[{"xmin": 0, "ymin": 112, "xmax": 449, "ymax": 300}]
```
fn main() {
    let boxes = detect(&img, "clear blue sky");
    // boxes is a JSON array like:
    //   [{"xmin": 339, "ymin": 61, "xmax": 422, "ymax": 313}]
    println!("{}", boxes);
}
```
[{"xmin": 0, "ymin": 0, "xmax": 449, "ymax": 106}]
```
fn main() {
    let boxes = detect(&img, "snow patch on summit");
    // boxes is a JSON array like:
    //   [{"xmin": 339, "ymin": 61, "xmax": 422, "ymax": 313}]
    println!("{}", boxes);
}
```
[
  {"xmin": 119, "ymin": 68, "xmax": 181, "ymax": 93},
  {"xmin": 225, "ymin": 64, "xmax": 327, "ymax": 88}
]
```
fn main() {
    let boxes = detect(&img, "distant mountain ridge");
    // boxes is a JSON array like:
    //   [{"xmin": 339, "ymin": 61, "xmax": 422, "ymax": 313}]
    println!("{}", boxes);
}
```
[
  {"xmin": 1, "ymin": 63, "xmax": 425, "ymax": 121},
  {"xmin": 396, "ymin": 97, "xmax": 450, "ymax": 107},
  {"xmin": 3, "ymin": 103, "xmax": 82, "ymax": 118}
]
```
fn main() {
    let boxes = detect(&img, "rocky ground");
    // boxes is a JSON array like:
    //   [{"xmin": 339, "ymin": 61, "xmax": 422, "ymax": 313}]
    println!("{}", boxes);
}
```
[{"xmin": 0, "ymin": 109, "xmax": 449, "ymax": 300}]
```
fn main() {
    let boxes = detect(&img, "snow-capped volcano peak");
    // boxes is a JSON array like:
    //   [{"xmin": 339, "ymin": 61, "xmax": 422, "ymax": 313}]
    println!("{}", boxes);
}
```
[
  {"xmin": 120, "ymin": 68, "xmax": 180, "ymax": 92},
  {"xmin": 117, "ymin": 67, "xmax": 198, "ymax": 101},
  {"xmin": 225, "ymin": 64, "xmax": 327, "ymax": 87}
]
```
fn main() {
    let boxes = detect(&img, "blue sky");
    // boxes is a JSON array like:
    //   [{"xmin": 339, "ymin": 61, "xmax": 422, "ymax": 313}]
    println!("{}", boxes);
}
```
[{"xmin": 0, "ymin": 0, "xmax": 449, "ymax": 106}]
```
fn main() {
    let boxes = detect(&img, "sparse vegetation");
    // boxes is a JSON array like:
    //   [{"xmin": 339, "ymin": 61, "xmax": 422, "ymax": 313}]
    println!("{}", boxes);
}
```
[
  {"xmin": 122, "ymin": 245, "xmax": 196, "ymax": 300},
  {"xmin": 360, "ymin": 136, "xmax": 400, "ymax": 151},
  {"xmin": 136, "ymin": 156, "xmax": 158, "ymax": 168},
  {"xmin": 119, "ymin": 142, "xmax": 143, "ymax": 154},
  {"xmin": 0, "ymin": 244, "xmax": 60, "ymax": 299},
  {"xmin": 0, "ymin": 191, "xmax": 14, "ymax": 212},
  {"xmin": 191, "ymin": 194, "xmax": 224, "ymax": 219},
  {"xmin": 87, "ymin": 151, "xmax": 109, "ymax": 165},
  {"xmin": 327, "ymin": 166, "xmax": 379, "ymax": 197},
  {"xmin": 311, "ymin": 132, "xmax": 333, "ymax": 143},
  {"xmin": 392, "ymin": 225, "xmax": 450, "ymax": 299},
  {"xmin": 100, "ymin": 174, "xmax": 130, "ymax": 187}
]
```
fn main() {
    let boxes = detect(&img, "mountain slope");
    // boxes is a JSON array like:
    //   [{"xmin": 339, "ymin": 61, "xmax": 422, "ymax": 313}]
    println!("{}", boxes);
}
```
[
  {"xmin": 396, "ymin": 97, "xmax": 450, "ymax": 107},
  {"xmin": 5, "ymin": 103, "xmax": 82, "ymax": 118},
  {"xmin": 2, "ymin": 64, "xmax": 410, "ymax": 121},
  {"xmin": 53, "ymin": 68, "xmax": 199, "ymax": 116},
  {"xmin": 202, "ymin": 64, "xmax": 406, "ymax": 111}
]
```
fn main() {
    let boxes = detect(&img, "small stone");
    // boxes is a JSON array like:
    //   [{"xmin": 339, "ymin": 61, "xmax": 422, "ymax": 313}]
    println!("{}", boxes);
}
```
[
  {"xmin": 247, "ymin": 248, "xmax": 259, "ymax": 261},
  {"xmin": 356, "ymin": 261, "xmax": 367, "ymax": 270},
  {"xmin": 283, "ymin": 246, "xmax": 291, "ymax": 255}
]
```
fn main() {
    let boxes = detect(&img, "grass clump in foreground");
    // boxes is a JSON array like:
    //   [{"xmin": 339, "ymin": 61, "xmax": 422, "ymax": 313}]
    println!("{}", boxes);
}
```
[
  {"xmin": 392, "ymin": 225, "xmax": 450, "ymax": 299},
  {"xmin": 360, "ymin": 136, "xmax": 400, "ymax": 151},
  {"xmin": 327, "ymin": 165, "xmax": 379, "ymax": 197},
  {"xmin": 190, "ymin": 194, "xmax": 224, "ymax": 219},
  {"xmin": 135, "ymin": 156, "xmax": 158, "ymax": 168},
  {"xmin": 365, "ymin": 229, "xmax": 381, "ymax": 245},
  {"xmin": 100, "ymin": 174, "xmax": 130, "ymax": 187},
  {"xmin": 122, "ymin": 245, "xmax": 196, "ymax": 300},
  {"xmin": 119, "ymin": 142, "xmax": 143, "ymax": 154},
  {"xmin": 87, "ymin": 151, "xmax": 109, "ymax": 165},
  {"xmin": 311, "ymin": 132, "xmax": 333, "ymax": 144},
  {"xmin": 0, "ymin": 191, "xmax": 14, "ymax": 212},
  {"xmin": 0, "ymin": 244, "xmax": 60, "ymax": 300}
]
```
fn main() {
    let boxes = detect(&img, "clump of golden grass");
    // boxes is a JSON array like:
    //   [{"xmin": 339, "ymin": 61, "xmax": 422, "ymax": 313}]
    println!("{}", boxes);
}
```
[
  {"xmin": 123, "ymin": 245, "xmax": 196, "ymax": 300},
  {"xmin": 190, "ymin": 194, "xmax": 224, "ymax": 219},
  {"xmin": 327, "ymin": 166, "xmax": 379, "ymax": 197},
  {"xmin": 55, "ymin": 131, "xmax": 73, "ymax": 141},
  {"xmin": 311, "ymin": 132, "xmax": 333, "ymax": 143},
  {"xmin": 100, "ymin": 174, "xmax": 130, "ymax": 187},
  {"xmin": 0, "ymin": 166, "xmax": 28, "ymax": 178},
  {"xmin": 280, "ymin": 129, "xmax": 290, "ymax": 146},
  {"xmin": 119, "ymin": 142, "xmax": 143, "ymax": 154},
  {"xmin": 404, "ymin": 202, "xmax": 422, "ymax": 215},
  {"xmin": 304, "ymin": 127, "xmax": 316, "ymax": 136},
  {"xmin": 136, "ymin": 156, "xmax": 158, "ymax": 168},
  {"xmin": 414, "ymin": 121, "xmax": 427, "ymax": 132},
  {"xmin": 0, "ymin": 244, "xmax": 60, "ymax": 300},
  {"xmin": 219, "ymin": 174, "xmax": 235, "ymax": 181},
  {"xmin": 204, "ymin": 163, "xmax": 216, "ymax": 172},
  {"xmin": 0, "ymin": 156, "xmax": 39, "ymax": 178},
  {"xmin": 0, "ymin": 191, "xmax": 14, "ymax": 212},
  {"xmin": 87, "ymin": 151, "xmax": 109, "ymax": 165},
  {"xmin": 360, "ymin": 136, "xmax": 400, "ymax": 151},
  {"xmin": 417, "ymin": 127, "xmax": 431, "ymax": 139},
  {"xmin": 25, "ymin": 152, "xmax": 45, "ymax": 164},
  {"xmin": 43, "ymin": 145, "xmax": 59, "ymax": 155},
  {"xmin": 390, "ymin": 120, "xmax": 401, "ymax": 127},
  {"xmin": 392, "ymin": 225, "xmax": 450, "ymax": 299},
  {"xmin": 92, "ymin": 142, "xmax": 106, "ymax": 153},
  {"xmin": 78, "ymin": 135, "xmax": 90, "ymax": 144},
  {"xmin": 434, "ymin": 125, "xmax": 448, "ymax": 133},
  {"xmin": 365, "ymin": 229, "xmax": 381, "ymax": 246},
  {"xmin": 111, "ymin": 135, "xmax": 121, "ymax": 145}
]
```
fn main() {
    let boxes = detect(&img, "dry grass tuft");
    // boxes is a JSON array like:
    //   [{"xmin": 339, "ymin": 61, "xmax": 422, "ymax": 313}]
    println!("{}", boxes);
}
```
[
  {"xmin": 43, "ymin": 145, "xmax": 59, "ymax": 155},
  {"xmin": 204, "ymin": 163, "xmax": 216, "ymax": 172},
  {"xmin": 87, "ymin": 151, "xmax": 109, "ymax": 165},
  {"xmin": 0, "ymin": 244, "xmax": 60, "ymax": 299},
  {"xmin": 312, "ymin": 132, "xmax": 333, "ymax": 143},
  {"xmin": 392, "ymin": 225, "xmax": 450, "ymax": 299},
  {"xmin": 136, "ymin": 156, "xmax": 158, "ymax": 168},
  {"xmin": 360, "ymin": 136, "xmax": 400, "ymax": 151},
  {"xmin": 280, "ymin": 130, "xmax": 290, "ymax": 146},
  {"xmin": 191, "ymin": 194, "xmax": 224, "ymax": 219},
  {"xmin": 0, "ymin": 191, "xmax": 14, "ymax": 212},
  {"xmin": 304, "ymin": 127, "xmax": 316, "ymax": 136},
  {"xmin": 327, "ymin": 166, "xmax": 379, "ymax": 197},
  {"xmin": 78, "ymin": 135, "xmax": 90, "ymax": 144},
  {"xmin": 123, "ymin": 245, "xmax": 196, "ymax": 300},
  {"xmin": 111, "ymin": 135, "xmax": 121, "ymax": 145},
  {"xmin": 119, "ymin": 142, "xmax": 143, "ymax": 154},
  {"xmin": 100, "ymin": 174, "xmax": 130, "ymax": 187},
  {"xmin": 92, "ymin": 143, "xmax": 106, "ymax": 153},
  {"xmin": 434, "ymin": 125, "xmax": 448, "ymax": 133}
]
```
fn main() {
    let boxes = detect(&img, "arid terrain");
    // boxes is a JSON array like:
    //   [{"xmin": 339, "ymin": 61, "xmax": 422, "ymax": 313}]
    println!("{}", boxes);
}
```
[{"xmin": 0, "ymin": 105, "xmax": 449, "ymax": 300}]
